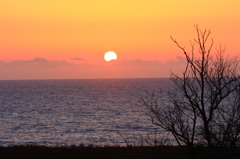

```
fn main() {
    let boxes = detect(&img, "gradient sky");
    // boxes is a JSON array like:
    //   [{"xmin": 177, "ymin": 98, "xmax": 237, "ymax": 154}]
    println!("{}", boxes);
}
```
[{"xmin": 0, "ymin": 0, "xmax": 239, "ymax": 80}]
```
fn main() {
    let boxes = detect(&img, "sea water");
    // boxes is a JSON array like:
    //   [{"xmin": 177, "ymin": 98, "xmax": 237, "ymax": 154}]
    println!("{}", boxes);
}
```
[{"xmin": 0, "ymin": 78, "xmax": 171, "ymax": 146}]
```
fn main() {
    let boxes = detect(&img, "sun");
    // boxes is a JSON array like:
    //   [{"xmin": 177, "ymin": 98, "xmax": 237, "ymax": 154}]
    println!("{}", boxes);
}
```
[{"xmin": 104, "ymin": 51, "xmax": 117, "ymax": 61}]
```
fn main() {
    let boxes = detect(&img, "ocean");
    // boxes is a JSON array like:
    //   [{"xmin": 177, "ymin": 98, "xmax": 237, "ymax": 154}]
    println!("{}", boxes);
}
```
[{"xmin": 0, "ymin": 78, "xmax": 171, "ymax": 146}]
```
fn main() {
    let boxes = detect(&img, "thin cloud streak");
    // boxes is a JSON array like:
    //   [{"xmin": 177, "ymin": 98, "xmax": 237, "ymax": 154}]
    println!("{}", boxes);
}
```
[
  {"xmin": 1, "ymin": 58, "xmax": 73, "ymax": 68},
  {"xmin": 118, "ymin": 59, "xmax": 164, "ymax": 67},
  {"xmin": 165, "ymin": 56, "xmax": 187, "ymax": 65},
  {"xmin": 70, "ymin": 57, "xmax": 84, "ymax": 61}
]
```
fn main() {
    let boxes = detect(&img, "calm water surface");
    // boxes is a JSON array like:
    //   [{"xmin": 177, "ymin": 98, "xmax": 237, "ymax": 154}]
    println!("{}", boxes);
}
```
[{"xmin": 0, "ymin": 78, "xmax": 171, "ymax": 146}]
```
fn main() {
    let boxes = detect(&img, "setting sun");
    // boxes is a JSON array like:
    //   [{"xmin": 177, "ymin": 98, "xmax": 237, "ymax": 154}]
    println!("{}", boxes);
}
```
[{"xmin": 104, "ymin": 51, "xmax": 117, "ymax": 61}]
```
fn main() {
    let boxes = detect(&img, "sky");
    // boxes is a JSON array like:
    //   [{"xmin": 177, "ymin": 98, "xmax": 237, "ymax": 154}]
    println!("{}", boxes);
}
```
[{"xmin": 0, "ymin": 0, "xmax": 240, "ymax": 80}]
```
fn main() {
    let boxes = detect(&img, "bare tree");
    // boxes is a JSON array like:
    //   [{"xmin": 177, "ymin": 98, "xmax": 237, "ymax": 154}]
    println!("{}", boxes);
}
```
[{"xmin": 141, "ymin": 25, "xmax": 240, "ymax": 158}]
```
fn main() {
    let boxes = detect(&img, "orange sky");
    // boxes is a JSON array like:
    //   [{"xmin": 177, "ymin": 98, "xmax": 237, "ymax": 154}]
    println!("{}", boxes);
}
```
[{"xmin": 0, "ymin": 0, "xmax": 239, "ymax": 80}]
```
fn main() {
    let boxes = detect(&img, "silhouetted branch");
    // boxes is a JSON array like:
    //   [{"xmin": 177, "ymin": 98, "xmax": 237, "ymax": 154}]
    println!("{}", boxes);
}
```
[{"xmin": 141, "ymin": 26, "xmax": 240, "ymax": 159}]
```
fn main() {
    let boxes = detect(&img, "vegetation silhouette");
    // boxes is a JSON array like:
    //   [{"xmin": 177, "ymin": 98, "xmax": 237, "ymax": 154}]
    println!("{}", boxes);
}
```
[{"xmin": 141, "ymin": 25, "xmax": 240, "ymax": 159}]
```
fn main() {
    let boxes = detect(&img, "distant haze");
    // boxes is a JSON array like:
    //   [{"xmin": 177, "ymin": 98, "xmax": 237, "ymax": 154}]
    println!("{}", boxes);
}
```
[{"xmin": 0, "ymin": 57, "xmax": 186, "ymax": 80}]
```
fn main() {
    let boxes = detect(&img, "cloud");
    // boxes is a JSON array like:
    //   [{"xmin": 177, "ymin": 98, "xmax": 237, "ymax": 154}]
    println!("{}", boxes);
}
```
[
  {"xmin": 70, "ymin": 57, "xmax": 84, "ymax": 61},
  {"xmin": 0, "ymin": 56, "xmax": 187, "ymax": 80},
  {"xmin": 0, "ymin": 56, "xmax": 185, "ymax": 69},
  {"xmin": 165, "ymin": 56, "xmax": 186, "ymax": 65},
  {"xmin": 119, "ymin": 59, "xmax": 164, "ymax": 67},
  {"xmin": 31, "ymin": 58, "xmax": 49, "ymax": 63},
  {"xmin": 0, "ymin": 58, "xmax": 73, "ymax": 68},
  {"xmin": 117, "ymin": 56, "xmax": 186, "ymax": 68}
]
